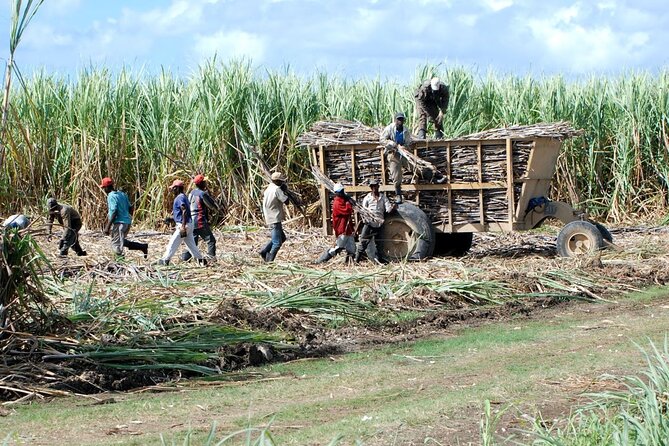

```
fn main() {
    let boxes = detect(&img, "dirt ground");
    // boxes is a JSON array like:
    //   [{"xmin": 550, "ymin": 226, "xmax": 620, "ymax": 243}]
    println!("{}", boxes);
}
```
[{"xmin": 3, "ymin": 223, "xmax": 669, "ymax": 444}]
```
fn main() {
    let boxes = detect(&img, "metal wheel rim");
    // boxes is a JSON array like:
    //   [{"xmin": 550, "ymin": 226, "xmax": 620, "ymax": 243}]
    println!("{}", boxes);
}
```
[
  {"xmin": 380, "ymin": 219, "xmax": 417, "ymax": 259},
  {"xmin": 566, "ymin": 233, "xmax": 595, "ymax": 255}
]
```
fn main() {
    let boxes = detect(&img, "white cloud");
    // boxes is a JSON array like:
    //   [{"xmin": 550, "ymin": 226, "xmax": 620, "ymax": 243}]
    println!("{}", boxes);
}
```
[
  {"xmin": 527, "ymin": 10, "xmax": 650, "ymax": 72},
  {"xmin": 482, "ymin": 0, "xmax": 513, "ymax": 12},
  {"xmin": 194, "ymin": 30, "xmax": 266, "ymax": 61},
  {"xmin": 133, "ymin": 0, "xmax": 206, "ymax": 35},
  {"xmin": 21, "ymin": 24, "xmax": 73, "ymax": 49}
]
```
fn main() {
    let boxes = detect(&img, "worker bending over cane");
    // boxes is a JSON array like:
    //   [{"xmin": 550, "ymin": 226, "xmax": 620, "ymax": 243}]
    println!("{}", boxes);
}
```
[
  {"xmin": 314, "ymin": 182, "xmax": 355, "ymax": 264},
  {"xmin": 47, "ymin": 198, "xmax": 87, "ymax": 257}
]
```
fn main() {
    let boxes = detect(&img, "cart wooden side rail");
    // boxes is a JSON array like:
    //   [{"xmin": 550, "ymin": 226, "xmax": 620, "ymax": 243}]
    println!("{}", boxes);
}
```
[{"xmin": 309, "ymin": 134, "xmax": 610, "ymax": 259}]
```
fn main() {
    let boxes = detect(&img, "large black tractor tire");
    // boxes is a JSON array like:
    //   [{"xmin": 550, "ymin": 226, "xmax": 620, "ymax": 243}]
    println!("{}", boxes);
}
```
[
  {"xmin": 556, "ymin": 221, "xmax": 604, "ymax": 257},
  {"xmin": 434, "ymin": 232, "xmax": 474, "ymax": 257},
  {"xmin": 378, "ymin": 203, "xmax": 435, "ymax": 261}
]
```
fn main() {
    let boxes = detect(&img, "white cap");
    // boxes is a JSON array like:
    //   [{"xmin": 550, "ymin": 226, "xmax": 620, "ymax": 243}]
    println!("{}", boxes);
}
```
[
  {"xmin": 430, "ymin": 77, "xmax": 441, "ymax": 91},
  {"xmin": 271, "ymin": 172, "xmax": 285, "ymax": 181},
  {"xmin": 333, "ymin": 182, "xmax": 345, "ymax": 193}
]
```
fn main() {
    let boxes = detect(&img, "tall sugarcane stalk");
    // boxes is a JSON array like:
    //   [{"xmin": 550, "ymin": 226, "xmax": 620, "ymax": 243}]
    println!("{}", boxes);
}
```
[{"xmin": 1, "ymin": 0, "xmax": 45, "ymax": 170}]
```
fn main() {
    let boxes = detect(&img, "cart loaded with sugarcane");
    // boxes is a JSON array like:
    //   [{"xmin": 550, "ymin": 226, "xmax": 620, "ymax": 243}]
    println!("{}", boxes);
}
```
[{"xmin": 300, "ymin": 120, "xmax": 612, "ymax": 260}]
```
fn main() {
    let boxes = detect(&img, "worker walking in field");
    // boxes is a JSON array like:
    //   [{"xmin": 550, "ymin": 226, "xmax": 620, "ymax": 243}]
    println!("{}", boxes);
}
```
[
  {"xmin": 354, "ymin": 179, "xmax": 395, "ymax": 263},
  {"xmin": 380, "ymin": 112, "xmax": 412, "ymax": 204},
  {"xmin": 415, "ymin": 77, "xmax": 449, "ymax": 139},
  {"xmin": 100, "ymin": 177, "xmax": 149, "ymax": 259},
  {"xmin": 259, "ymin": 172, "xmax": 290, "ymax": 262},
  {"xmin": 158, "ymin": 179, "xmax": 206, "ymax": 266},
  {"xmin": 181, "ymin": 174, "xmax": 221, "ymax": 262},
  {"xmin": 314, "ymin": 182, "xmax": 355, "ymax": 264},
  {"xmin": 46, "ymin": 198, "xmax": 87, "ymax": 257}
]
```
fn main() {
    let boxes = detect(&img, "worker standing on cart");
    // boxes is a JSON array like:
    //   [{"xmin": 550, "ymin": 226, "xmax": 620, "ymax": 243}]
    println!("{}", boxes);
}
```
[
  {"xmin": 415, "ymin": 77, "xmax": 449, "ymax": 140},
  {"xmin": 379, "ymin": 112, "xmax": 412, "ymax": 204}
]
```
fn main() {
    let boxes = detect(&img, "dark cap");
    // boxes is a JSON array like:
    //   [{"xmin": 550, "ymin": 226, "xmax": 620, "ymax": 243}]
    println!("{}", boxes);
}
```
[
  {"xmin": 368, "ymin": 179, "xmax": 380, "ymax": 186},
  {"xmin": 395, "ymin": 112, "xmax": 406, "ymax": 120}
]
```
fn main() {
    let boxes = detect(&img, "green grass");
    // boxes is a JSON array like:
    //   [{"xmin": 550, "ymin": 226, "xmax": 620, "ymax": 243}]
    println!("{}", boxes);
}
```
[{"xmin": 6, "ymin": 288, "xmax": 669, "ymax": 445}]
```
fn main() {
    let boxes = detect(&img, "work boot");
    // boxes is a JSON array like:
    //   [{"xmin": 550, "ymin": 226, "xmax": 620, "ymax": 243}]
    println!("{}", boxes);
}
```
[
  {"xmin": 157, "ymin": 258, "xmax": 169, "ymax": 266},
  {"xmin": 197, "ymin": 258, "xmax": 208, "ymax": 266},
  {"xmin": 314, "ymin": 249, "xmax": 333, "ymax": 264},
  {"xmin": 265, "ymin": 250, "xmax": 278, "ymax": 263},
  {"xmin": 76, "ymin": 250, "xmax": 87, "ymax": 257},
  {"xmin": 417, "ymin": 129, "xmax": 426, "ymax": 139},
  {"xmin": 434, "ymin": 129, "xmax": 444, "ymax": 139},
  {"xmin": 141, "ymin": 245, "xmax": 149, "ymax": 259},
  {"xmin": 354, "ymin": 249, "xmax": 363, "ymax": 263},
  {"xmin": 58, "ymin": 249, "xmax": 68, "ymax": 257}
]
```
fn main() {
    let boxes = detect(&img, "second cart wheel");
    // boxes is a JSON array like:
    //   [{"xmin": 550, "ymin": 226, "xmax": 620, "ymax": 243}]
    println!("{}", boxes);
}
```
[
  {"xmin": 556, "ymin": 221, "xmax": 604, "ymax": 257},
  {"xmin": 378, "ymin": 203, "xmax": 435, "ymax": 261}
]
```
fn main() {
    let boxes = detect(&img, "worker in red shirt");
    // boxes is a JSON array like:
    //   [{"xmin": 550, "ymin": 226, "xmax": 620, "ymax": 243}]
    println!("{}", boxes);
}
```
[{"xmin": 314, "ymin": 182, "xmax": 355, "ymax": 264}]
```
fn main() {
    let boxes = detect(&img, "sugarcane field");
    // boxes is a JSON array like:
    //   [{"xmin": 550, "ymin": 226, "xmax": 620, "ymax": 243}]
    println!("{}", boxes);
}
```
[{"xmin": 3, "ymin": 1, "xmax": 669, "ymax": 445}]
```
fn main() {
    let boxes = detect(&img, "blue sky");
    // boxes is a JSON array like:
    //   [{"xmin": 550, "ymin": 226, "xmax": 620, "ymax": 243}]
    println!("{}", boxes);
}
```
[{"xmin": 1, "ymin": 0, "xmax": 668, "ymax": 79}]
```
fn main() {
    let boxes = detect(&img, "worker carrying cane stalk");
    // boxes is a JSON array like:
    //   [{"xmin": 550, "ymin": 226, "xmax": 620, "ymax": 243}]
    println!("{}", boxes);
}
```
[
  {"xmin": 354, "ymin": 179, "xmax": 396, "ymax": 264},
  {"xmin": 314, "ymin": 182, "xmax": 355, "ymax": 264},
  {"xmin": 259, "ymin": 172, "xmax": 290, "ymax": 263},
  {"xmin": 180, "ymin": 174, "xmax": 220, "ymax": 262},
  {"xmin": 380, "ymin": 112, "xmax": 445, "ymax": 204}
]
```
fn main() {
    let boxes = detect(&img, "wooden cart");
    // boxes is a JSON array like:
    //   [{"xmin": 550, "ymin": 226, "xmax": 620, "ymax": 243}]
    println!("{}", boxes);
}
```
[{"xmin": 304, "ymin": 122, "xmax": 610, "ymax": 259}]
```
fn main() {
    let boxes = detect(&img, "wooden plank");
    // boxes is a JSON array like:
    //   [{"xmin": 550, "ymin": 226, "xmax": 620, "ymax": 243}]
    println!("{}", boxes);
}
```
[
  {"xmin": 380, "ymin": 146, "xmax": 386, "ymax": 185},
  {"xmin": 341, "ymin": 182, "xmax": 506, "ymax": 194},
  {"xmin": 350, "ymin": 147, "xmax": 356, "ymax": 186},
  {"xmin": 477, "ymin": 141, "xmax": 484, "ymax": 224},
  {"xmin": 447, "ymin": 142, "xmax": 453, "ymax": 229},
  {"xmin": 506, "ymin": 138, "xmax": 514, "ymax": 225},
  {"xmin": 319, "ymin": 145, "xmax": 331, "ymax": 235}
]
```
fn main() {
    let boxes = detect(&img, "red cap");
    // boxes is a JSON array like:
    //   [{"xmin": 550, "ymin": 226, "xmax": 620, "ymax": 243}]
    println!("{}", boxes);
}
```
[
  {"xmin": 99, "ymin": 177, "xmax": 114, "ymax": 187},
  {"xmin": 193, "ymin": 174, "xmax": 206, "ymax": 185},
  {"xmin": 170, "ymin": 179, "xmax": 185, "ymax": 188}
]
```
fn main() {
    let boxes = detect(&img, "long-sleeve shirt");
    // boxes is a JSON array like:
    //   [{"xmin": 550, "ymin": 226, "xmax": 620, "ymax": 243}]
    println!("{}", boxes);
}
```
[
  {"xmin": 189, "ymin": 187, "xmax": 218, "ymax": 229},
  {"xmin": 415, "ymin": 80, "xmax": 450, "ymax": 111},
  {"xmin": 172, "ymin": 193, "xmax": 191, "ymax": 224},
  {"xmin": 49, "ymin": 204, "xmax": 81, "ymax": 230},
  {"xmin": 107, "ymin": 191, "xmax": 132, "ymax": 224},
  {"xmin": 379, "ymin": 123, "xmax": 413, "ymax": 151},
  {"xmin": 361, "ymin": 193, "xmax": 394, "ymax": 228},
  {"xmin": 332, "ymin": 196, "xmax": 354, "ymax": 236},
  {"xmin": 263, "ymin": 183, "xmax": 289, "ymax": 225}
]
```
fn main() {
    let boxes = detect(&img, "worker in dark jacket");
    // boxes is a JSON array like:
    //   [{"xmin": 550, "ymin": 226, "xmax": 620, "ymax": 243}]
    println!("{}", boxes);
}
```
[
  {"xmin": 181, "ymin": 174, "xmax": 220, "ymax": 261},
  {"xmin": 415, "ymin": 77, "xmax": 449, "ymax": 139},
  {"xmin": 47, "ymin": 198, "xmax": 87, "ymax": 257},
  {"xmin": 314, "ymin": 183, "xmax": 355, "ymax": 264}
]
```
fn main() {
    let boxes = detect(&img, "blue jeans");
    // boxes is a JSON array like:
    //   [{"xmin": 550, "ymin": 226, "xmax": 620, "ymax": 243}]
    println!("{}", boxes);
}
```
[{"xmin": 261, "ymin": 223, "xmax": 286, "ymax": 260}]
